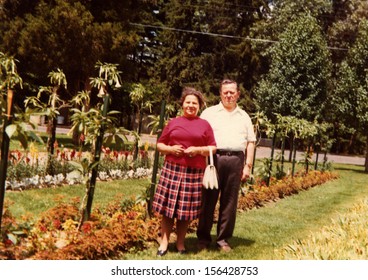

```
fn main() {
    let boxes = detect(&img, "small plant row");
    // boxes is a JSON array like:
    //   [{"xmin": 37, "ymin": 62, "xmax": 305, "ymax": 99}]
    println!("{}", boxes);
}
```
[
  {"xmin": 6, "ymin": 167, "xmax": 152, "ymax": 191},
  {"xmin": 275, "ymin": 198, "xmax": 368, "ymax": 259},
  {"xmin": 6, "ymin": 147, "xmax": 153, "ymax": 191},
  {"xmin": 0, "ymin": 170, "xmax": 337, "ymax": 260},
  {"xmin": 238, "ymin": 170, "xmax": 339, "ymax": 211}
]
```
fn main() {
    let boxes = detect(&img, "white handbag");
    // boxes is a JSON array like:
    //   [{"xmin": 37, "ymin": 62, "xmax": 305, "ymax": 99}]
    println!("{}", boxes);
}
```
[{"xmin": 202, "ymin": 146, "xmax": 218, "ymax": 189}]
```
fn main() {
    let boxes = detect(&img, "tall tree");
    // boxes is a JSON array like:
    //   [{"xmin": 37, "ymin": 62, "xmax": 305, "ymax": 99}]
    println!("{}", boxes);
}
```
[
  {"xmin": 149, "ymin": 0, "xmax": 268, "ymax": 110},
  {"xmin": 333, "ymin": 19, "xmax": 368, "ymax": 172},
  {"xmin": 148, "ymin": 0, "xmax": 215, "ymax": 105},
  {"xmin": 327, "ymin": 0, "xmax": 368, "ymax": 64},
  {"xmin": 254, "ymin": 13, "xmax": 332, "ymax": 122},
  {"xmin": 250, "ymin": 0, "xmax": 333, "ymax": 84},
  {"xmin": 0, "ymin": 0, "xmax": 140, "ymax": 97}
]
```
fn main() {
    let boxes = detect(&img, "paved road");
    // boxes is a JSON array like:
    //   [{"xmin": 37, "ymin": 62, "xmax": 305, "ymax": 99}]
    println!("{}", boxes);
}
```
[
  {"xmin": 43, "ymin": 126, "xmax": 365, "ymax": 166},
  {"xmin": 254, "ymin": 146, "xmax": 365, "ymax": 166},
  {"xmin": 139, "ymin": 134, "xmax": 365, "ymax": 166}
]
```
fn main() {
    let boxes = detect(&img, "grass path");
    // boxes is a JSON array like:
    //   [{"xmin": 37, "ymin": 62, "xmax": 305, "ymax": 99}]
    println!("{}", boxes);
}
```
[
  {"xmin": 5, "ymin": 179, "xmax": 148, "ymax": 219},
  {"xmin": 123, "ymin": 164, "xmax": 368, "ymax": 260}
]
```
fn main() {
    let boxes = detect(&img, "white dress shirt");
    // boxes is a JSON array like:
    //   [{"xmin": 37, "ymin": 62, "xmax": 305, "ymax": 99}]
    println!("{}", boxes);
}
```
[{"xmin": 200, "ymin": 102, "xmax": 256, "ymax": 151}]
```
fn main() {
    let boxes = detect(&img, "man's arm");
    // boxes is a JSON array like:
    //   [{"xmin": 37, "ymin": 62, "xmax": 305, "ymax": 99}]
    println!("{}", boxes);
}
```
[{"xmin": 241, "ymin": 141, "xmax": 255, "ymax": 181}]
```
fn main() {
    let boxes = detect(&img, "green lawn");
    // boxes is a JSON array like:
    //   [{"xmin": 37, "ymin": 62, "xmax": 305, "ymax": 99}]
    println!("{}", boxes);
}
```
[
  {"xmin": 4, "ymin": 163, "xmax": 368, "ymax": 260},
  {"xmin": 5, "ymin": 179, "xmax": 148, "ymax": 219},
  {"xmin": 122, "ymin": 164, "xmax": 368, "ymax": 260}
]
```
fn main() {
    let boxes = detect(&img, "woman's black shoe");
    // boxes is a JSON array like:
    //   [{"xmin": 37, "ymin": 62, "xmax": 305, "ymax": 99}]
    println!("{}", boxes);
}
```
[
  {"xmin": 156, "ymin": 249, "xmax": 168, "ymax": 257},
  {"xmin": 176, "ymin": 248, "xmax": 187, "ymax": 254}
]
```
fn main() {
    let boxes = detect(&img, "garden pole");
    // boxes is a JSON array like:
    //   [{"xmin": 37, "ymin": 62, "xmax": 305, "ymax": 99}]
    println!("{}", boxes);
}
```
[
  {"xmin": 291, "ymin": 139, "xmax": 297, "ymax": 177},
  {"xmin": 0, "ymin": 89, "xmax": 13, "ymax": 231},
  {"xmin": 280, "ymin": 135, "xmax": 286, "ymax": 175},
  {"xmin": 83, "ymin": 92, "xmax": 110, "ymax": 222},
  {"xmin": 148, "ymin": 100, "xmax": 166, "ymax": 217},
  {"xmin": 314, "ymin": 146, "xmax": 319, "ymax": 170},
  {"xmin": 267, "ymin": 133, "xmax": 277, "ymax": 186},
  {"xmin": 251, "ymin": 144, "xmax": 256, "ymax": 177}
]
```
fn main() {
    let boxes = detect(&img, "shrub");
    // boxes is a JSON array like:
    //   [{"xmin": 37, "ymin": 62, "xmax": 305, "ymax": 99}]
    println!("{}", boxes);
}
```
[
  {"xmin": 0, "ymin": 195, "xmax": 160, "ymax": 260},
  {"xmin": 238, "ymin": 171, "xmax": 338, "ymax": 211}
]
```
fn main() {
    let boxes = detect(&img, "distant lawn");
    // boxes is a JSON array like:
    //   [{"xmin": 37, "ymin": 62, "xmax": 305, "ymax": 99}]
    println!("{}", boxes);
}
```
[{"xmin": 5, "ymin": 178, "xmax": 149, "ymax": 220}]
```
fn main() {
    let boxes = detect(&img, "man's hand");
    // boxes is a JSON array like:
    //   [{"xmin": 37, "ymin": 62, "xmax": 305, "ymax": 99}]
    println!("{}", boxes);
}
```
[{"xmin": 241, "ymin": 164, "xmax": 252, "ymax": 181}]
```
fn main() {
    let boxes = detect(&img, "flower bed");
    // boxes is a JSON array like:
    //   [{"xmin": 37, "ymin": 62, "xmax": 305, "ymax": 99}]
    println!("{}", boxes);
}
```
[
  {"xmin": 6, "ymin": 146, "xmax": 154, "ymax": 191},
  {"xmin": 0, "ymin": 198, "xmax": 160, "ymax": 260},
  {"xmin": 238, "ymin": 170, "xmax": 339, "ymax": 211}
]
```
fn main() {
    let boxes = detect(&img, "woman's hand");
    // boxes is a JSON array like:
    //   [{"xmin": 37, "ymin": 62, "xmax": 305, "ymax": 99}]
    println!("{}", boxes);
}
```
[
  {"xmin": 157, "ymin": 143, "xmax": 184, "ymax": 156},
  {"xmin": 171, "ymin": 145, "xmax": 185, "ymax": 157},
  {"xmin": 184, "ymin": 146, "xmax": 198, "ymax": 157}
]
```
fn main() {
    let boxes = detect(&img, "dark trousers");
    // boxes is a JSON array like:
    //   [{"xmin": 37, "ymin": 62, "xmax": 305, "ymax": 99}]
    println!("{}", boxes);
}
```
[{"xmin": 197, "ymin": 152, "xmax": 244, "ymax": 246}]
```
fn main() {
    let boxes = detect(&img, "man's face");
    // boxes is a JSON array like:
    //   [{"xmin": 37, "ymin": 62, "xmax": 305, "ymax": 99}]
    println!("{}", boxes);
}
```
[{"xmin": 220, "ymin": 83, "xmax": 239, "ymax": 110}]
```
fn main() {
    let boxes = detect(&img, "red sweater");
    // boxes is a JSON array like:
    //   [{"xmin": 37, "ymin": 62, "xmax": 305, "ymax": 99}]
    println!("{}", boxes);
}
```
[{"xmin": 158, "ymin": 116, "xmax": 216, "ymax": 169}]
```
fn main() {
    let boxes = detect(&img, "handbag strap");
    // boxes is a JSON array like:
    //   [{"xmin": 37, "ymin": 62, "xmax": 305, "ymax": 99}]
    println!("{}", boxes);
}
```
[{"xmin": 208, "ymin": 146, "xmax": 214, "ymax": 165}]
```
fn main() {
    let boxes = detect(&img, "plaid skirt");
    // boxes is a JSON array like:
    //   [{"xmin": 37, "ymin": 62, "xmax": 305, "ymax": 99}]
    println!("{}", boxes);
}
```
[{"xmin": 152, "ymin": 161, "xmax": 204, "ymax": 221}]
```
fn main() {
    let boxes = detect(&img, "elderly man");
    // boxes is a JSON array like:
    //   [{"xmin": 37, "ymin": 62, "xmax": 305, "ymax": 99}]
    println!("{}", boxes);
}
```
[{"xmin": 197, "ymin": 79, "xmax": 256, "ymax": 252}]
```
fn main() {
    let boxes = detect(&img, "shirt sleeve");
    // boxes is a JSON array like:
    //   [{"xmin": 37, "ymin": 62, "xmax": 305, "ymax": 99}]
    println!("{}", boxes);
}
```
[
  {"xmin": 157, "ymin": 120, "xmax": 172, "ymax": 144},
  {"xmin": 205, "ymin": 121, "xmax": 217, "ymax": 146},
  {"xmin": 245, "ymin": 115, "xmax": 257, "ymax": 142}
]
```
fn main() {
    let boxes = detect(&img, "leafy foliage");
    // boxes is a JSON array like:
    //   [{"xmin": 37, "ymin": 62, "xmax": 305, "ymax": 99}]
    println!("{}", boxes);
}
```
[{"xmin": 255, "ymin": 13, "xmax": 332, "ymax": 122}]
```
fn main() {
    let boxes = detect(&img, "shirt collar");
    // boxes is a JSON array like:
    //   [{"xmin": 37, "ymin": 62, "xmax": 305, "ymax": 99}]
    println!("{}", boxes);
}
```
[{"xmin": 217, "ymin": 102, "xmax": 241, "ymax": 113}]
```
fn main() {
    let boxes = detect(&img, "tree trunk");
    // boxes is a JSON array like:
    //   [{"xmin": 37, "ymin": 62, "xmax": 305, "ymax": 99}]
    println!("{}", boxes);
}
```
[
  {"xmin": 305, "ymin": 144, "xmax": 311, "ymax": 174},
  {"xmin": 46, "ymin": 116, "xmax": 57, "ymax": 175},
  {"xmin": 314, "ymin": 144, "xmax": 319, "ymax": 170},
  {"xmin": 83, "ymin": 93, "xmax": 110, "ymax": 222},
  {"xmin": 280, "ymin": 135, "xmax": 286, "ymax": 175},
  {"xmin": 292, "ymin": 139, "xmax": 297, "ymax": 177},
  {"xmin": 288, "ymin": 135, "xmax": 294, "ymax": 162},
  {"xmin": 0, "ymin": 89, "xmax": 13, "ymax": 231},
  {"xmin": 149, "ymin": 101, "xmax": 166, "ymax": 217},
  {"xmin": 133, "ymin": 105, "xmax": 140, "ymax": 161},
  {"xmin": 365, "ymin": 135, "xmax": 368, "ymax": 173},
  {"xmin": 267, "ymin": 133, "xmax": 277, "ymax": 186}
]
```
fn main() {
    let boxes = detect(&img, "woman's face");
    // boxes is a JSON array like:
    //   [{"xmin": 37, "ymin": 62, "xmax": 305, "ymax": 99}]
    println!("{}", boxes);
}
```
[{"xmin": 182, "ymin": 94, "xmax": 200, "ymax": 118}]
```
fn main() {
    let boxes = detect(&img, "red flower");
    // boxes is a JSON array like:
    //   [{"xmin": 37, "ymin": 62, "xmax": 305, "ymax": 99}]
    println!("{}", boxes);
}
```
[
  {"xmin": 126, "ymin": 211, "xmax": 137, "ymax": 220},
  {"xmin": 81, "ymin": 222, "xmax": 92, "ymax": 234},
  {"xmin": 4, "ymin": 239, "xmax": 13, "ymax": 247},
  {"xmin": 39, "ymin": 225, "xmax": 47, "ymax": 232},
  {"xmin": 53, "ymin": 219, "xmax": 62, "ymax": 230}
]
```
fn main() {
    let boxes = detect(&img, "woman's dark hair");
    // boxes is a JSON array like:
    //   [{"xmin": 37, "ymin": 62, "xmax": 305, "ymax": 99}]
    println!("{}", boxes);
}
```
[{"xmin": 180, "ymin": 87, "xmax": 205, "ymax": 109}]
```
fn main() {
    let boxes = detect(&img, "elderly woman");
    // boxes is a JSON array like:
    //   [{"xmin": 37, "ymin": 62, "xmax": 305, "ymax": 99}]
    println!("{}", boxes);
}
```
[{"xmin": 152, "ymin": 87, "xmax": 216, "ymax": 256}]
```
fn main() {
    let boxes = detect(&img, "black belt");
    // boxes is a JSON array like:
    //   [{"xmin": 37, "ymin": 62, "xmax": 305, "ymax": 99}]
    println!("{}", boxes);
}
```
[{"xmin": 216, "ymin": 149, "xmax": 244, "ymax": 156}]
